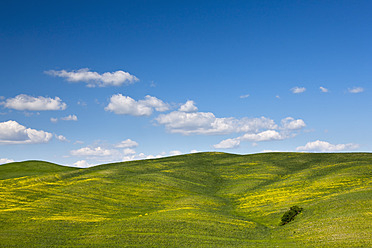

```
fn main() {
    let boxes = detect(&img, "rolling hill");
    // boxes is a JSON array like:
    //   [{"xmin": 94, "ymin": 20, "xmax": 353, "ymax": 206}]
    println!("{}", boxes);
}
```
[{"xmin": 0, "ymin": 152, "xmax": 371, "ymax": 247}]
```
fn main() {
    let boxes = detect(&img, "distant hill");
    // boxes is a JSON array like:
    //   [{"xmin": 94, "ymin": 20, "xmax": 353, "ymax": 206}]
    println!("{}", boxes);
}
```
[
  {"xmin": 0, "ymin": 152, "xmax": 371, "ymax": 247},
  {"xmin": 0, "ymin": 160, "xmax": 78, "ymax": 180}
]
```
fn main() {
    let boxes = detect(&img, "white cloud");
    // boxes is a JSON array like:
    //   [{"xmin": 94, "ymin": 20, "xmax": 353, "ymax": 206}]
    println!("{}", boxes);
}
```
[
  {"xmin": 348, "ymin": 87, "xmax": 364, "ymax": 93},
  {"xmin": 296, "ymin": 140, "xmax": 360, "ymax": 152},
  {"xmin": 122, "ymin": 152, "xmax": 163, "ymax": 162},
  {"xmin": 143, "ymin": 95, "xmax": 170, "ymax": 112},
  {"xmin": 61, "ymin": 114, "xmax": 78, "ymax": 121},
  {"xmin": 55, "ymin": 134, "xmax": 68, "ymax": 142},
  {"xmin": 1, "ymin": 94, "xmax": 67, "ymax": 111},
  {"xmin": 72, "ymin": 160, "xmax": 95, "ymax": 168},
  {"xmin": 169, "ymin": 150, "xmax": 182, "ymax": 156},
  {"xmin": 320, "ymin": 86, "xmax": 329, "ymax": 93},
  {"xmin": 50, "ymin": 117, "xmax": 58, "ymax": 123},
  {"xmin": 213, "ymin": 130, "xmax": 286, "ymax": 150},
  {"xmin": 291, "ymin": 87, "xmax": 306, "ymax": 94},
  {"xmin": 77, "ymin": 101, "xmax": 87, "ymax": 106},
  {"xmin": 156, "ymin": 111, "xmax": 277, "ymax": 135},
  {"xmin": 115, "ymin": 139, "xmax": 138, "ymax": 148},
  {"xmin": 213, "ymin": 117, "xmax": 306, "ymax": 149},
  {"xmin": 213, "ymin": 138, "xmax": 240, "ymax": 149},
  {"xmin": 261, "ymin": 150, "xmax": 283, "ymax": 153},
  {"xmin": 0, "ymin": 158, "xmax": 14, "ymax": 164},
  {"xmin": 71, "ymin": 140, "xmax": 139, "ymax": 162},
  {"xmin": 240, "ymin": 94, "xmax": 250, "ymax": 99},
  {"xmin": 179, "ymin": 100, "xmax": 198, "ymax": 112},
  {"xmin": 122, "ymin": 150, "xmax": 185, "ymax": 162},
  {"xmin": 123, "ymin": 148, "xmax": 136, "ymax": 155},
  {"xmin": 105, "ymin": 94, "xmax": 169, "ymax": 116},
  {"xmin": 190, "ymin": 149, "xmax": 200, "ymax": 153},
  {"xmin": 240, "ymin": 130, "xmax": 284, "ymax": 142},
  {"xmin": 51, "ymin": 114, "xmax": 78, "ymax": 123},
  {"xmin": 45, "ymin": 68, "xmax": 139, "ymax": 87},
  {"xmin": 281, "ymin": 117, "xmax": 306, "ymax": 130},
  {"xmin": 0, "ymin": 120, "xmax": 52, "ymax": 144},
  {"xmin": 70, "ymin": 146, "xmax": 117, "ymax": 157}
]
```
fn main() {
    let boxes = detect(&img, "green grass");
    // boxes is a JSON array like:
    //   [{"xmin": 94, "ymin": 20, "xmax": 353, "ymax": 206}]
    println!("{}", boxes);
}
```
[
  {"xmin": 0, "ymin": 160, "xmax": 78, "ymax": 180},
  {"xmin": 0, "ymin": 152, "xmax": 371, "ymax": 247}
]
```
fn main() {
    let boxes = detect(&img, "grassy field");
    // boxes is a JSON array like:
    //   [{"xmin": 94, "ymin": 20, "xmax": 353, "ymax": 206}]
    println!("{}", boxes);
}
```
[{"xmin": 0, "ymin": 152, "xmax": 371, "ymax": 247}]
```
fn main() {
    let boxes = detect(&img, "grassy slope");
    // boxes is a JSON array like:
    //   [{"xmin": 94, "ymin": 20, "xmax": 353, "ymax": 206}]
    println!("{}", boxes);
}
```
[
  {"xmin": 0, "ymin": 161, "xmax": 78, "ymax": 180},
  {"xmin": 0, "ymin": 152, "xmax": 371, "ymax": 247}
]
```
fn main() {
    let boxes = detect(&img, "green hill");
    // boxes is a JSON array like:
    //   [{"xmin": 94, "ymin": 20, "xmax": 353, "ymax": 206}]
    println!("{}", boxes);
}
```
[
  {"xmin": 0, "ymin": 152, "xmax": 371, "ymax": 247},
  {"xmin": 0, "ymin": 160, "xmax": 78, "ymax": 180}
]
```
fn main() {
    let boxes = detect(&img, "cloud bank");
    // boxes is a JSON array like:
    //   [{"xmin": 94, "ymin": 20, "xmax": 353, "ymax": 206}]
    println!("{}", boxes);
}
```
[
  {"xmin": 213, "ymin": 117, "xmax": 306, "ymax": 149},
  {"xmin": 156, "ymin": 110, "xmax": 277, "ymax": 135},
  {"xmin": 0, "ymin": 158, "xmax": 14, "ymax": 164},
  {"xmin": 296, "ymin": 140, "xmax": 359, "ymax": 151}
]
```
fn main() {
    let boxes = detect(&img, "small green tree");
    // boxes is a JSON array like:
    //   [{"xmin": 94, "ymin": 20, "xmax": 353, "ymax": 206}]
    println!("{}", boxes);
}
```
[{"xmin": 280, "ymin": 205, "xmax": 303, "ymax": 225}]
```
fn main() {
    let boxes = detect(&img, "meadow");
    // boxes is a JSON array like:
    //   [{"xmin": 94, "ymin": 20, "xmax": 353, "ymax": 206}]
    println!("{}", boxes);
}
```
[{"xmin": 0, "ymin": 152, "xmax": 371, "ymax": 247}]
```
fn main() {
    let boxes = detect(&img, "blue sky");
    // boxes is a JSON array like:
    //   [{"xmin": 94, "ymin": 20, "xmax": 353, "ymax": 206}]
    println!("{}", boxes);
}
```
[{"xmin": 1, "ymin": 0, "xmax": 371, "ymax": 167}]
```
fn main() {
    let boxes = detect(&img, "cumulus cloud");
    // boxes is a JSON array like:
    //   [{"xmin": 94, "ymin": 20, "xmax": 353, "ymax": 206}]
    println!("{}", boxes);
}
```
[
  {"xmin": 296, "ymin": 140, "xmax": 359, "ymax": 152},
  {"xmin": 179, "ymin": 100, "xmax": 198, "ymax": 112},
  {"xmin": 156, "ymin": 111, "xmax": 277, "ymax": 135},
  {"xmin": 240, "ymin": 94, "xmax": 250, "ymax": 99},
  {"xmin": 320, "ymin": 86, "xmax": 329, "ymax": 93},
  {"xmin": 45, "ymin": 68, "xmax": 139, "ymax": 87},
  {"xmin": 122, "ymin": 152, "xmax": 159, "ymax": 162},
  {"xmin": 169, "ymin": 150, "xmax": 182, "ymax": 156},
  {"xmin": 281, "ymin": 117, "xmax": 306, "ymax": 130},
  {"xmin": 72, "ymin": 160, "xmax": 95, "ymax": 168},
  {"xmin": 213, "ymin": 138, "xmax": 240, "ymax": 149},
  {"xmin": 115, "ymin": 139, "xmax": 138, "ymax": 148},
  {"xmin": 71, "ymin": 139, "xmax": 140, "ymax": 163},
  {"xmin": 55, "ymin": 134, "xmax": 68, "ymax": 142},
  {"xmin": 61, "ymin": 114, "xmax": 78, "ymax": 121},
  {"xmin": 291, "ymin": 87, "xmax": 306, "ymax": 94},
  {"xmin": 105, "ymin": 94, "xmax": 169, "ymax": 116},
  {"xmin": 123, "ymin": 148, "xmax": 136, "ymax": 155},
  {"xmin": 240, "ymin": 130, "xmax": 284, "ymax": 142},
  {"xmin": 213, "ymin": 130, "xmax": 283, "ymax": 149},
  {"xmin": 348, "ymin": 87, "xmax": 364, "ymax": 93},
  {"xmin": 51, "ymin": 115, "xmax": 78, "ymax": 123},
  {"xmin": 0, "ymin": 158, "xmax": 14, "ymax": 164},
  {"xmin": 122, "ymin": 150, "xmax": 183, "ymax": 162},
  {"xmin": 0, "ymin": 120, "xmax": 52, "ymax": 144},
  {"xmin": 213, "ymin": 117, "xmax": 306, "ymax": 149},
  {"xmin": 1, "ymin": 94, "xmax": 67, "ymax": 111},
  {"xmin": 70, "ymin": 146, "xmax": 117, "ymax": 157}
]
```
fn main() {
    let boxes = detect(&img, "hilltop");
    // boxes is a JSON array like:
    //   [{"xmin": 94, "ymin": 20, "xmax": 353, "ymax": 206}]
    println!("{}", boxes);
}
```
[
  {"xmin": 0, "ymin": 152, "xmax": 371, "ymax": 247},
  {"xmin": 0, "ymin": 160, "xmax": 78, "ymax": 180}
]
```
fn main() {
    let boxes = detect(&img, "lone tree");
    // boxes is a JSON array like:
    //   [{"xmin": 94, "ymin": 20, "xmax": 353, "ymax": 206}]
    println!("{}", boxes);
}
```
[{"xmin": 280, "ymin": 206, "xmax": 303, "ymax": 225}]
